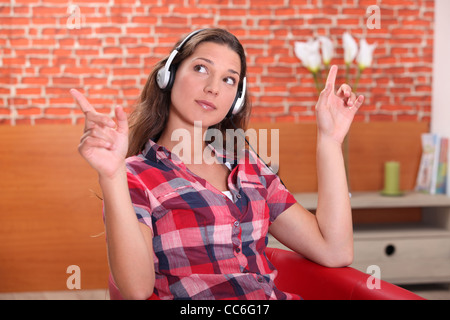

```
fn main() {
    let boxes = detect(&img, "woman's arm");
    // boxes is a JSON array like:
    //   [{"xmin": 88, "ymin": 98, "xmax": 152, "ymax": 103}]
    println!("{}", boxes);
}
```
[
  {"xmin": 269, "ymin": 66, "xmax": 364, "ymax": 267},
  {"xmin": 71, "ymin": 89, "xmax": 155, "ymax": 299},
  {"xmin": 100, "ymin": 170, "xmax": 155, "ymax": 300}
]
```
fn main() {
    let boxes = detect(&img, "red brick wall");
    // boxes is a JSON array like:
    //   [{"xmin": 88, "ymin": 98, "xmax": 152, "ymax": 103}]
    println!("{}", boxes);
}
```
[{"xmin": 0, "ymin": 0, "xmax": 435, "ymax": 125}]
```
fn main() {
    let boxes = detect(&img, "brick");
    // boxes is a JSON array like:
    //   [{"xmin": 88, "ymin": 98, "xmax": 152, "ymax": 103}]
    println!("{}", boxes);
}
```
[
  {"xmin": 39, "ymin": 67, "xmax": 61, "ymax": 75},
  {"xmin": 16, "ymin": 88, "xmax": 42, "ymax": 95},
  {"xmin": 22, "ymin": 77, "xmax": 48, "ymax": 85},
  {"xmin": 45, "ymin": 107, "xmax": 74, "ymax": 115},
  {"xmin": 95, "ymin": 27, "xmax": 122, "ymax": 34},
  {"xmin": 65, "ymin": 67, "xmax": 104, "ymax": 75},
  {"xmin": 252, "ymin": 106, "xmax": 285, "ymax": 114},
  {"xmin": 103, "ymin": 47, "xmax": 123, "ymax": 55},
  {"xmin": 3, "ymin": 57, "xmax": 27, "ymax": 65},
  {"xmin": 83, "ymin": 77, "xmax": 108, "ymax": 85},
  {"xmin": 126, "ymin": 46, "xmax": 151, "ymax": 55},
  {"xmin": 16, "ymin": 107, "xmax": 41, "ymax": 115},
  {"xmin": 32, "ymin": 6, "xmax": 67, "ymax": 16},
  {"xmin": 113, "ymin": 68, "xmax": 141, "ymax": 76},
  {"xmin": 34, "ymin": 118, "xmax": 73, "ymax": 124},
  {"xmin": 131, "ymin": 16, "xmax": 158, "ymax": 24},
  {"xmin": 52, "ymin": 77, "xmax": 81, "ymax": 86}
]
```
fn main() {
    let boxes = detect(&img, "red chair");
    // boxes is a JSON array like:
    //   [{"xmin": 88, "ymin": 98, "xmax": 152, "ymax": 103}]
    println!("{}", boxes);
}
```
[
  {"xmin": 266, "ymin": 247, "xmax": 424, "ymax": 300},
  {"xmin": 109, "ymin": 247, "xmax": 425, "ymax": 300}
]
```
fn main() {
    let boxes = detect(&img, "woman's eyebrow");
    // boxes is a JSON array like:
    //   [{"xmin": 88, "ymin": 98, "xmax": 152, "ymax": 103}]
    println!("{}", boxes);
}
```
[{"xmin": 193, "ymin": 57, "xmax": 240, "ymax": 76}]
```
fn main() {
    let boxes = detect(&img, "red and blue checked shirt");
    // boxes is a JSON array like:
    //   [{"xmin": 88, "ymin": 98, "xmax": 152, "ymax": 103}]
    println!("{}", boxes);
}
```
[{"xmin": 125, "ymin": 139, "xmax": 300, "ymax": 300}]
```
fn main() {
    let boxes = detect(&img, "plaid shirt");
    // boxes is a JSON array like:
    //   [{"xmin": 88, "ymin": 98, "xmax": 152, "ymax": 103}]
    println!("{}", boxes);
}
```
[{"xmin": 126, "ymin": 139, "xmax": 300, "ymax": 300}]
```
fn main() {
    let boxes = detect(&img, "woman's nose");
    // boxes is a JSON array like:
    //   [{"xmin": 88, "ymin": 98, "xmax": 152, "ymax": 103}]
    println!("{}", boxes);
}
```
[{"xmin": 204, "ymin": 77, "xmax": 220, "ymax": 96}]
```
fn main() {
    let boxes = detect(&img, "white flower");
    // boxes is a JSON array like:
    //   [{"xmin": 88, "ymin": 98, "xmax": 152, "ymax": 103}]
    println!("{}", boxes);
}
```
[
  {"xmin": 294, "ymin": 39, "xmax": 321, "ymax": 73},
  {"xmin": 357, "ymin": 39, "xmax": 377, "ymax": 70},
  {"xmin": 318, "ymin": 36, "xmax": 334, "ymax": 66},
  {"xmin": 343, "ymin": 32, "xmax": 358, "ymax": 65}
]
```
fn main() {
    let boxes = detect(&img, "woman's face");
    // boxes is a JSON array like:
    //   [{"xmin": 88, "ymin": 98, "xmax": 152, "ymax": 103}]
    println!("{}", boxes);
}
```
[{"xmin": 169, "ymin": 41, "xmax": 242, "ymax": 128}]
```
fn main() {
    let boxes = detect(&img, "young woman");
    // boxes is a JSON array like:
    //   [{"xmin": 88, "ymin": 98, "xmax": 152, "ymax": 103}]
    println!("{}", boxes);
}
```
[{"xmin": 71, "ymin": 28, "xmax": 364, "ymax": 300}]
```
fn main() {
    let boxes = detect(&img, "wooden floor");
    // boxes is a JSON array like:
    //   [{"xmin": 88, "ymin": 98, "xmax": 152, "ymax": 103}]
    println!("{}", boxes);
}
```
[{"xmin": 0, "ymin": 286, "xmax": 449, "ymax": 300}]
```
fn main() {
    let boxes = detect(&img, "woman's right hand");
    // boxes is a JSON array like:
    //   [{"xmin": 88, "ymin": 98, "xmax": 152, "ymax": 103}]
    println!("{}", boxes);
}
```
[{"xmin": 70, "ymin": 89, "xmax": 129, "ymax": 180}]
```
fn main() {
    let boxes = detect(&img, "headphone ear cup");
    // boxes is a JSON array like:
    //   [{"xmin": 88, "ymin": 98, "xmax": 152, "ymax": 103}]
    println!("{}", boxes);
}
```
[
  {"xmin": 226, "ymin": 77, "xmax": 246, "ymax": 118},
  {"xmin": 165, "ymin": 65, "xmax": 177, "ymax": 91},
  {"xmin": 157, "ymin": 65, "xmax": 177, "ymax": 91},
  {"xmin": 233, "ymin": 91, "xmax": 244, "ymax": 114},
  {"xmin": 226, "ymin": 89, "xmax": 243, "ymax": 118},
  {"xmin": 156, "ymin": 67, "xmax": 168, "ymax": 89}
]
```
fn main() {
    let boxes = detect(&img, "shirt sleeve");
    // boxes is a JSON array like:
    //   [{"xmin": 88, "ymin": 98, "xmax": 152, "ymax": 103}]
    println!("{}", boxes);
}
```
[
  {"xmin": 249, "ymin": 150, "xmax": 297, "ymax": 223},
  {"xmin": 126, "ymin": 162, "xmax": 154, "ymax": 234}
]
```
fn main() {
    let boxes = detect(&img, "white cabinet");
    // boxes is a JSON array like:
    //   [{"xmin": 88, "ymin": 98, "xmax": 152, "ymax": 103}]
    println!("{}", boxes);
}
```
[{"xmin": 268, "ymin": 192, "xmax": 450, "ymax": 285}]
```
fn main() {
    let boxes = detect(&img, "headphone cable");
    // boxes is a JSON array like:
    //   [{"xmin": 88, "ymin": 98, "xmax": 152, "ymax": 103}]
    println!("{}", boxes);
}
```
[{"xmin": 228, "ymin": 117, "xmax": 286, "ymax": 188}]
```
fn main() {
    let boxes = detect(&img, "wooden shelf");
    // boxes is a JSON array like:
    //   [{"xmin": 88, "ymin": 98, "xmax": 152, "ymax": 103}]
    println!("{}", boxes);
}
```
[
  {"xmin": 278, "ymin": 191, "xmax": 450, "ymax": 285},
  {"xmin": 293, "ymin": 191, "xmax": 450, "ymax": 210},
  {"xmin": 354, "ymin": 223, "xmax": 450, "ymax": 239}
]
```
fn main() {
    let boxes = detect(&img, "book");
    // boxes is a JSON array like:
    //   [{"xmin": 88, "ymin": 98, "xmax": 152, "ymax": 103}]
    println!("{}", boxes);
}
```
[
  {"xmin": 435, "ymin": 137, "xmax": 448, "ymax": 194},
  {"xmin": 416, "ymin": 134, "xmax": 437, "ymax": 193},
  {"xmin": 415, "ymin": 133, "xmax": 449, "ymax": 194}
]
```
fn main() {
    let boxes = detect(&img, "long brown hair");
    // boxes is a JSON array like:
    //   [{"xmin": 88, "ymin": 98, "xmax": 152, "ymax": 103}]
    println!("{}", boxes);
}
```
[{"xmin": 127, "ymin": 28, "xmax": 251, "ymax": 157}]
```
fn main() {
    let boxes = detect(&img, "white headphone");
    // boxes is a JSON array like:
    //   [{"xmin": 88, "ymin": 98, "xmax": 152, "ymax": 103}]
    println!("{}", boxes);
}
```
[{"xmin": 156, "ymin": 29, "xmax": 247, "ymax": 118}]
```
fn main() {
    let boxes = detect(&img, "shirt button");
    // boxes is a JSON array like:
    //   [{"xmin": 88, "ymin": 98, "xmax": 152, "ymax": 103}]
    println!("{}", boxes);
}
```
[
  {"xmin": 234, "ymin": 221, "xmax": 240, "ymax": 227},
  {"xmin": 236, "ymin": 194, "xmax": 241, "ymax": 199},
  {"xmin": 235, "ymin": 247, "xmax": 241, "ymax": 253},
  {"xmin": 257, "ymin": 276, "xmax": 264, "ymax": 283}
]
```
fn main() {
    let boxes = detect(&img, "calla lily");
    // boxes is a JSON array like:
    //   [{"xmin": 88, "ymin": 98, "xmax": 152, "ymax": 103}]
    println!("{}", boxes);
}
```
[
  {"xmin": 318, "ymin": 36, "xmax": 334, "ymax": 66},
  {"xmin": 357, "ymin": 38, "xmax": 377, "ymax": 70},
  {"xmin": 293, "ymin": 32, "xmax": 376, "ymax": 94},
  {"xmin": 353, "ymin": 38, "xmax": 377, "ymax": 90},
  {"xmin": 343, "ymin": 32, "xmax": 358, "ymax": 65},
  {"xmin": 294, "ymin": 39, "xmax": 321, "ymax": 73}
]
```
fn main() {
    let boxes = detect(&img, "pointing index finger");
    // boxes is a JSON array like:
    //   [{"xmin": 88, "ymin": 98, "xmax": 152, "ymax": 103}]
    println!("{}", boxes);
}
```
[
  {"xmin": 325, "ymin": 65, "xmax": 338, "ymax": 91},
  {"xmin": 70, "ymin": 88, "xmax": 95, "ymax": 114}
]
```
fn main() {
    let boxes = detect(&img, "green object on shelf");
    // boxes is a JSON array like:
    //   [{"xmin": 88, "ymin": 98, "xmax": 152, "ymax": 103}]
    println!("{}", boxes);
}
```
[{"xmin": 382, "ymin": 161, "xmax": 403, "ymax": 196}]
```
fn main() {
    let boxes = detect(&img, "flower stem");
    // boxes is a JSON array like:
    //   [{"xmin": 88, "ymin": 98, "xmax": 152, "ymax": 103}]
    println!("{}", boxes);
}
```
[
  {"xmin": 354, "ymin": 67, "xmax": 362, "ymax": 92},
  {"xmin": 312, "ymin": 72, "xmax": 322, "ymax": 94},
  {"xmin": 345, "ymin": 64, "xmax": 350, "ymax": 84}
]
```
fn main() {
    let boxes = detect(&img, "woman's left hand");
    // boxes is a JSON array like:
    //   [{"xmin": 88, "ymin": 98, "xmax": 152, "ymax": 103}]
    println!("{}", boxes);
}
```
[{"xmin": 315, "ymin": 65, "xmax": 365, "ymax": 144}]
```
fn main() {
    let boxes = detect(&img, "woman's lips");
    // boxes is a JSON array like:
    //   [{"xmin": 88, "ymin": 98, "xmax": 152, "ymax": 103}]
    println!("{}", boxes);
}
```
[{"xmin": 196, "ymin": 100, "xmax": 217, "ymax": 111}]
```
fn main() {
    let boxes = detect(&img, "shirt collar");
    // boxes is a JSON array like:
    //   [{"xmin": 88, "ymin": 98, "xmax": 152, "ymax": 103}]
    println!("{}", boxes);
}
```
[
  {"xmin": 206, "ymin": 141, "xmax": 238, "ymax": 168},
  {"xmin": 142, "ymin": 139, "xmax": 177, "ymax": 163}
]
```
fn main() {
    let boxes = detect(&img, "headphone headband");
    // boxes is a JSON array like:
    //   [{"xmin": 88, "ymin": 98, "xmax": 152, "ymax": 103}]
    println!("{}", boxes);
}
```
[
  {"xmin": 156, "ymin": 29, "xmax": 205, "ymax": 90},
  {"xmin": 175, "ymin": 29, "xmax": 205, "ymax": 51}
]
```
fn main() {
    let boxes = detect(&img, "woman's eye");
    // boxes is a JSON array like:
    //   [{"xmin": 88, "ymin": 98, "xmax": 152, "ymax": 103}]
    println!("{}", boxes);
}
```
[
  {"xmin": 194, "ymin": 64, "xmax": 207, "ymax": 73},
  {"xmin": 224, "ymin": 77, "xmax": 236, "ymax": 86}
]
